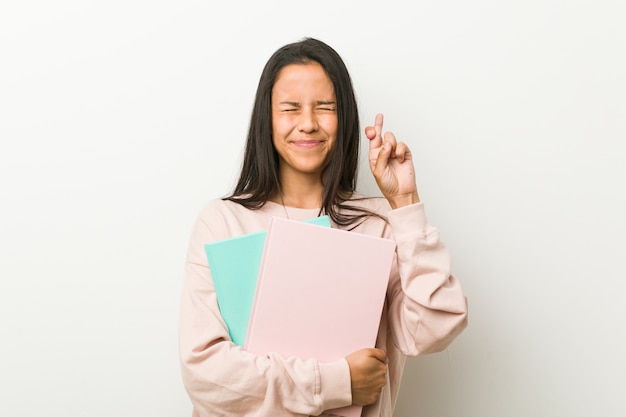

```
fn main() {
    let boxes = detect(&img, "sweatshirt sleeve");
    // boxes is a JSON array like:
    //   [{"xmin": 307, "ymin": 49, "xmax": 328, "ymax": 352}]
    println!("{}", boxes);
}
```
[
  {"xmin": 384, "ymin": 202, "xmax": 468, "ymax": 356},
  {"xmin": 179, "ymin": 215, "xmax": 352, "ymax": 417}
]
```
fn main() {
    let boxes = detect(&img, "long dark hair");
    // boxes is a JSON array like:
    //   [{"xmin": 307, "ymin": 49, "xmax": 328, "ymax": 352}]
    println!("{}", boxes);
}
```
[{"xmin": 225, "ymin": 37, "xmax": 379, "ymax": 227}]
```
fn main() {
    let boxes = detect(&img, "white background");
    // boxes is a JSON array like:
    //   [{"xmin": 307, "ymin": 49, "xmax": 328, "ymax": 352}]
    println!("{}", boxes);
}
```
[{"xmin": 1, "ymin": 1, "xmax": 625, "ymax": 416}]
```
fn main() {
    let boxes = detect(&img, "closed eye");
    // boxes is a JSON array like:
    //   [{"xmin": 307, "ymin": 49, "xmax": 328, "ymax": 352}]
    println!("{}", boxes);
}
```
[
  {"xmin": 316, "ymin": 101, "xmax": 336, "ymax": 111},
  {"xmin": 278, "ymin": 101, "xmax": 300, "ymax": 112}
]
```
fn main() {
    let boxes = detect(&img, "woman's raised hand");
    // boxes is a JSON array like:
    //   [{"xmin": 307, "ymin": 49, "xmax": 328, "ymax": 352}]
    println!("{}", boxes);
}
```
[{"xmin": 365, "ymin": 114, "xmax": 420, "ymax": 209}]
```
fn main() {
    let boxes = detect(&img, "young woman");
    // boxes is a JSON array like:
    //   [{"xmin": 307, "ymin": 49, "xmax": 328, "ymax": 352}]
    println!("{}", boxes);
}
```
[{"xmin": 179, "ymin": 37, "xmax": 468, "ymax": 417}]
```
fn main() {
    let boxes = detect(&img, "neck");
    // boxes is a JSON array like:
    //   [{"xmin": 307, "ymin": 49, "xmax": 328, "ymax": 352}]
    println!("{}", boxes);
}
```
[{"xmin": 275, "ymin": 177, "xmax": 324, "ymax": 209}]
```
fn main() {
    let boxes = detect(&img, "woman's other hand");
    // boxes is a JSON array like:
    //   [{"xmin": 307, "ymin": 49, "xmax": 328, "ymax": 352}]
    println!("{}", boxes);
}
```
[{"xmin": 345, "ymin": 348, "xmax": 388, "ymax": 406}]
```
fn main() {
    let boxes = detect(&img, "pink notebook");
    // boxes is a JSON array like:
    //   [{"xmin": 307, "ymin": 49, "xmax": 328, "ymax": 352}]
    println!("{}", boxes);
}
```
[{"xmin": 245, "ymin": 217, "xmax": 396, "ymax": 417}]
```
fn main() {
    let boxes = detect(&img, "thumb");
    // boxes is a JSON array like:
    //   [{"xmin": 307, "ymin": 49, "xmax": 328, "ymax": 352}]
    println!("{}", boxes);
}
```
[{"xmin": 368, "ymin": 348, "xmax": 388, "ymax": 364}]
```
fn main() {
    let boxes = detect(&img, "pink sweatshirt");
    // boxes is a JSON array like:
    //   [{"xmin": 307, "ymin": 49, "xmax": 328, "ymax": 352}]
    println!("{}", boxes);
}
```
[{"xmin": 179, "ymin": 196, "xmax": 468, "ymax": 417}]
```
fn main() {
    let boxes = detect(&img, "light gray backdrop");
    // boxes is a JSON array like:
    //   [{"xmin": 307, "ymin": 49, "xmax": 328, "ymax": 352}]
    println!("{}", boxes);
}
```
[{"xmin": 1, "ymin": 1, "xmax": 625, "ymax": 416}]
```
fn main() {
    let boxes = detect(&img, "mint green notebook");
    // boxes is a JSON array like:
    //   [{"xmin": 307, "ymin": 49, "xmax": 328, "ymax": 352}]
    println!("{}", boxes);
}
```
[{"xmin": 204, "ymin": 216, "xmax": 331, "ymax": 346}]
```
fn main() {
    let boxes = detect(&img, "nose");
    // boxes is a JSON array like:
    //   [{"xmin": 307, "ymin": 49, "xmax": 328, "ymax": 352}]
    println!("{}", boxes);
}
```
[{"xmin": 298, "ymin": 108, "xmax": 318, "ymax": 133}]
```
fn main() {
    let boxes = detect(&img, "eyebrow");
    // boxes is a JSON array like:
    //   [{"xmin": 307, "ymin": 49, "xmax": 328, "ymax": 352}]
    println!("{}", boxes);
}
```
[{"xmin": 278, "ymin": 101, "xmax": 336, "ymax": 106}]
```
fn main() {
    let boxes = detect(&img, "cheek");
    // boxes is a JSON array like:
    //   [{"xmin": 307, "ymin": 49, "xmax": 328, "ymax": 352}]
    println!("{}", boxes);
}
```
[
  {"xmin": 272, "ymin": 117, "xmax": 290, "ymax": 139},
  {"xmin": 321, "ymin": 115, "xmax": 338, "ymax": 135}
]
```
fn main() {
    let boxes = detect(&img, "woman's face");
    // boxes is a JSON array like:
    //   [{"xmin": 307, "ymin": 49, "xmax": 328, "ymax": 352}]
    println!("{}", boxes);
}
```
[{"xmin": 271, "ymin": 62, "xmax": 338, "ymax": 181}]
